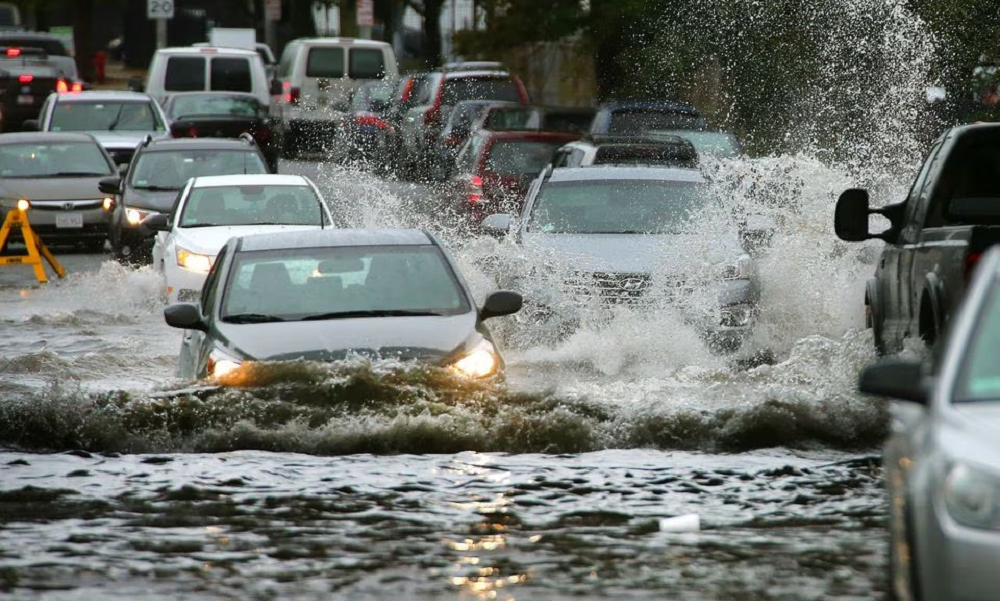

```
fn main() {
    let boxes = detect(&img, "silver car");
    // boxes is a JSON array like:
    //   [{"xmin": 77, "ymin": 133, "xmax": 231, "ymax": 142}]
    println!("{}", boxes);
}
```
[{"xmin": 860, "ymin": 245, "xmax": 1000, "ymax": 601}]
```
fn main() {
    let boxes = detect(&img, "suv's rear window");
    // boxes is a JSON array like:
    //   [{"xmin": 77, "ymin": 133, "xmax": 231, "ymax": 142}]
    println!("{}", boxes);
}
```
[
  {"xmin": 210, "ymin": 57, "xmax": 252, "ymax": 92},
  {"xmin": 485, "ymin": 140, "xmax": 564, "ymax": 176},
  {"xmin": 307, "ymin": 47, "xmax": 344, "ymax": 78},
  {"xmin": 0, "ymin": 37, "xmax": 66, "ymax": 55},
  {"xmin": 441, "ymin": 77, "xmax": 522, "ymax": 105},
  {"xmin": 349, "ymin": 48, "xmax": 385, "ymax": 79},
  {"xmin": 165, "ymin": 57, "xmax": 205, "ymax": 91},
  {"xmin": 607, "ymin": 110, "xmax": 703, "ymax": 135}
]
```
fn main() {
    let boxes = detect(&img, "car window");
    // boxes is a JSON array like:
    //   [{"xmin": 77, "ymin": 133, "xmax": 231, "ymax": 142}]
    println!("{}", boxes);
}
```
[
  {"xmin": 222, "ymin": 245, "xmax": 469, "ymax": 320},
  {"xmin": 201, "ymin": 245, "xmax": 228, "ymax": 312},
  {"xmin": 483, "ymin": 107, "xmax": 540, "ymax": 131},
  {"xmin": 528, "ymin": 179, "xmax": 711, "ymax": 234},
  {"xmin": 50, "ymin": 101, "xmax": 163, "ymax": 132},
  {"xmin": 0, "ymin": 37, "xmax": 67, "ymax": 55},
  {"xmin": 607, "ymin": 110, "xmax": 703, "ymax": 135},
  {"xmin": 0, "ymin": 141, "xmax": 114, "ymax": 178},
  {"xmin": 165, "ymin": 57, "xmax": 206, "ymax": 91},
  {"xmin": 178, "ymin": 184, "xmax": 328, "ymax": 227},
  {"xmin": 485, "ymin": 140, "xmax": 565, "ymax": 176},
  {"xmin": 210, "ymin": 57, "xmax": 252, "ymax": 93},
  {"xmin": 441, "ymin": 77, "xmax": 522, "ymax": 105},
  {"xmin": 168, "ymin": 95, "xmax": 260, "ymax": 118},
  {"xmin": 0, "ymin": 7, "xmax": 18, "ymax": 27},
  {"xmin": 306, "ymin": 47, "xmax": 344, "ymax": 78},
  {"xmin": 348, "ymin": 48, "xmax": 385, "ymax": 79},
  {"xmin": 129, "ymin": 150, "xmax": 268, "ymax": 190},
  {"xmin": 955, "ymin": 282, "xmax": 1000, "ymax": 402}
]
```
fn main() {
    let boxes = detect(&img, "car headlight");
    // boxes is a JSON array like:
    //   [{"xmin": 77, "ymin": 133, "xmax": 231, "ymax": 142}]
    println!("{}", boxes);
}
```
[
  {"xmin": 944, "ymin": 463, "xmax": 1000, "ymax": 530},
  {"xmin": 125, "ymin": 207, "xmax": 156, "ymax": 225},
  {"xmin": 450, "ymin": 339, "xmax": 499, "ymax": 379},
  {"xmin": 720, "ymin": 255, "xmax": 754, "ymax": 280},
  {"xmin": 207, "ymin": 347, "xmax": 242, "ymax": 381},
  {"xmin": 176, "ymin": 247, "xmax": 214, "ymax": 273}
]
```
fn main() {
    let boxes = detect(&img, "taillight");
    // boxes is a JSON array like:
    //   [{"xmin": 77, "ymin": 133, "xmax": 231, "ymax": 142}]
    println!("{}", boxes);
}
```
[
  {"xmin": 469, "ymin": 175, "xmax": 484, "ymax": 204},
  {"xmin": 355, "ymin": 114, "xmax": 389, "ymax": 129},
  {"xmin": 19, "ymin": 74, "xmax": 32, "ymax": 84},
  {"xmin": 965, "ymin": 252, "xmax": 984, "ymax": 282},
  {"xmin": 400, "ymin": 77, "xmax": 415, "ymax": 102},
  {"xmin": 288, "ymin": 87, "xmax": 300, "ymax": 105},
  {"xmin": 6, "ymin": 48, "xmax": 19, "ymax": 57},
  {"xmin": 186, "ymin": 126, "xmax": 198, "ymax": 137},
  {"xmin": 71, "ymin": 82, "xmax": 82, "ymax": 92}
]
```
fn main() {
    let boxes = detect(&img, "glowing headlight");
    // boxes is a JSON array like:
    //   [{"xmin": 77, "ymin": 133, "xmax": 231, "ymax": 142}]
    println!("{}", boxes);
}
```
[
  {"xmin": 207, "ymin": 348, "xmax": 242, "ymax": 381},
  {"xmin": 721, "ymin": 255, "xmax": 754, "ymax": 280},
  {"xmin": 176, "ymin": 247, "xmax": 214, "ymax": 273},
  {"xmin": 451, "ymin": 340, "xmax": 499, "ymax": 379},
  {"xmin": 16, "ymin": 199, "xmax": 29, "ymax": 211},
  {"xmin": 944, "ymin": 463, "xmax": 1000, "ymax": 530},
  {"xmin": 125, "ymin": 207, "xmax": 154, "ymax": 225},
  {"xmin": 102, "ymin": 197, "xmax": 114, "ymax": 211}
]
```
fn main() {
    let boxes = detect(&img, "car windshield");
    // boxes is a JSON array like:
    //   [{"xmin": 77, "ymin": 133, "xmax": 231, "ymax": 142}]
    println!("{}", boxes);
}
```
[
  {"xmin": 955, "ymin": 282, "xmax": 1000, "ymax": 402},
  {"xmin": 485, "ymin": 140, "xmax": 564, "ymax": 176},
  {"xmin": 442, "ymin": 77, "xmax": 522, "ymax": 104},
  {"xmin": 129, "ymin": 150, "xmax": 268, "ymax": 190},
  {"xmin": 652, "ymin": 130, "xmax": 741, "ymax": 158},
  {"xmin": 483, "ymin": 107, "xmax": 542, "ymax": 130},
  {"xmin": 167, "ymin": 95, "xmax": 261, "ymax": 119},
  {"xmin": 607, "ymin": 110, "xmax": 703, "ymax": 135},
  {"xmin": 528, "ymin": 179, "xmax": 711, "ymax": 234},
  {"xmin": 222, "ymin": 245, "xmax": 470, "ymax": 321},
  {"xmin": 0, "ymin": 141, "xmax": 113, "ymax": 178},
  {"xmin": 50, "ymin": 100, "xmax": 163, "ymax": 132},
  {"xmin": 178, "ymin": 184, "xmax": 328, "ymax": 227}
]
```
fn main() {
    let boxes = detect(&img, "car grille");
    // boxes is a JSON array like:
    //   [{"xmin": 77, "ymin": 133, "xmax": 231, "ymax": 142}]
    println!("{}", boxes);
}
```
[{"xmin": 564, "ymin": 272, "xmax": 657, "ymax": 306}]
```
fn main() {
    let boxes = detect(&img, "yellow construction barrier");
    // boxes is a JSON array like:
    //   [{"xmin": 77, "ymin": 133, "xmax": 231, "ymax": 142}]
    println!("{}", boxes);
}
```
[{"xmin": 0, "ymin": 201, "xmax": 66, "ymax": 283}]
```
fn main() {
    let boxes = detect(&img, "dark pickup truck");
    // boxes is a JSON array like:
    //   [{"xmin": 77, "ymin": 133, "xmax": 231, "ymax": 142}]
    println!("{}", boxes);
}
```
[{"xmin": 835, "ymin": 123, "xmax": 1000, "ymax": 354}]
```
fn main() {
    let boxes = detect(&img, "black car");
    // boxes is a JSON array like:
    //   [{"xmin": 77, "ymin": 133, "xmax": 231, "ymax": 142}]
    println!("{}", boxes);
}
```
[
  {"xmin": 589, "ymin": 101, "xmax": 707, "ymax": 136},
  {"xmin": 162, "ymin": 91, "xmax": 283, "ymax": 173},
  {"xmin": 0, "ymin": 46, "xmax": 74, "ymax": 132},
  {"xmin": 164, "ymin": 228, "xmax": 523, "ymax": 382},
  {"xmin": 102, "ymin": 136, "xmax": 271, "ymax": 264}
]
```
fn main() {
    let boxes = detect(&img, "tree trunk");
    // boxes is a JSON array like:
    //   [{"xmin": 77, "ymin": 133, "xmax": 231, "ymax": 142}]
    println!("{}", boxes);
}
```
[
  {"xmin": 339, "ymin": 0, "xmax": 358, "ymax": 37},
  {"xmin": 288, "ymin": 0, "xmax": 317, "ymax": 39},
  {"xmin": 421, "ymin": 0, "xmax": 443, "ymax": 67},
  {"xmin": 73, "ymin": 0, "xmax": 95, "ymax": 82}
]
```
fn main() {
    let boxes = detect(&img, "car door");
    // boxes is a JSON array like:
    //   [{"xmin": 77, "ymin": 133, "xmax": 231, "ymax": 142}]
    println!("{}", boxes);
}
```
[
  {"xmin": 152, "ymin": 184, "xmax": 191, "ymax": 270},
  {"xmin": 178, "ymin": 245, "xmax": 227, "ymax": 379}
]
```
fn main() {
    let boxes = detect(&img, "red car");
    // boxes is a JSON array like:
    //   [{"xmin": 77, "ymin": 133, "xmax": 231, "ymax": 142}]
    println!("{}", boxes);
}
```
[{"xmin": 450, "ymin": 130, "xmax": 580, "ymax": 228}]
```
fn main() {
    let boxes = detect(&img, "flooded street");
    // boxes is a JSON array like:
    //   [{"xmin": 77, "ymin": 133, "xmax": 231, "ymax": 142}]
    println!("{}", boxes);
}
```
[{"xmin": 0, "ymin": 151, "xmax": 895, "ymax": 600}]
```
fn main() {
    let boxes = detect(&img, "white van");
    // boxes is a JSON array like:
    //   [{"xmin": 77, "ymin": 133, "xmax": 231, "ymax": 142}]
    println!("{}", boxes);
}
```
[
  {"xmin": 276, "ymin": 38, "xmax": 398, "ymax": 151},
  {"xmin": 141, "ymin": 46, "xmax": 281, "ymax": 108}
]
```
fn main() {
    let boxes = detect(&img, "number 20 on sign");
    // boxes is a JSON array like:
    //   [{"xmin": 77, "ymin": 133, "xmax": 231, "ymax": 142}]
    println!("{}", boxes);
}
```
[{"xmin": 147, "ymin": 0, "xmax": 174, "ymax": 19}]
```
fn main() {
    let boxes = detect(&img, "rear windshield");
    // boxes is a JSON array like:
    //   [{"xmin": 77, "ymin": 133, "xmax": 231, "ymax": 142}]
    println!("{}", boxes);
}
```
[
  {"xmin": 593, "ymin": 144, "xmax": 699, "ymax": 167},
  {"xmin": 129, "ymin": 149, "xmax": 267, "ymax": 190},
  {"xmin": 179, "ymin": 184, "xmax": 329, "ymax": 228},
  {"xmin": 607, "ymin": 110, "xmax": 704, "ymax": 135},
  {"xmin": 210, "ymin": 57, "xmax": 252, "ymax": 93},
  {"xmin": 349, "ymin": 48, "xmax": 385, "ymax": 79},
  {"xmin": 307, "ymin": 47, "xmax": 344, "ymax": 78},
  {"xmin": 50, "ymin": 100, "xmax": 164, "ymax": 132},
  {"xmin": 485, "ymin": 140, "xmax": 564, "ymax": 176},
  {"xmin": 0, "ymin": 38, "xmax": 66, "ymax": 56},
  {"xmin": 441, "ymin": 77, "xmax": 522, "ymax": 105},
  {"xmin": 165, "ymin": 57, "xmax": 205, "ymax": 91},
  {"xmin": 167, "ymin": 95, "xmax": 261, "ymax": 118}
]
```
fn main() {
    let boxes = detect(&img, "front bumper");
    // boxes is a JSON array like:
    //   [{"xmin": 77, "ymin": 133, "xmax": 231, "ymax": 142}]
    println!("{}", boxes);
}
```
[
  {"xmin": 4, "ymin": 203, "xmax": 112, "ymax": 243},
  {"xmin": 914, "ymin": 496, "xmax": 1000, "ymax": 601}
]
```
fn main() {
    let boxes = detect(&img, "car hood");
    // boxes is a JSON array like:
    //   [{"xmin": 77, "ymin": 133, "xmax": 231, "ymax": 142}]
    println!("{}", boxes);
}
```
[
  {"xmin": 173, "ymin": 225, "xmax": 324, "ymax": 255},
  {"xmin": 519, "ymin": 231, "xmax": 744, "ymax": 274},
  {"xmin": 0, "ymin": 176, "xmax": 106, "ymax": 201},
  {"xmin": 218, "ymin": 313, "xmax": 479, "ymax": 363},
  {"xmin": 124, "ymin": 187, "xmax": 179, "ymax": 212}
]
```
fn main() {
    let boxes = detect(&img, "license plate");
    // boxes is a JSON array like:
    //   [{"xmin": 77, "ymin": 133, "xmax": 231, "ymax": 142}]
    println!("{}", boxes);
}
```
[
  {"xmin": 55, "ymin": 213, "xmax": 83, "ymax": 228},
  {"xmin": 17, "ymin": 95, "xmax": 32, "ymax": 105}
]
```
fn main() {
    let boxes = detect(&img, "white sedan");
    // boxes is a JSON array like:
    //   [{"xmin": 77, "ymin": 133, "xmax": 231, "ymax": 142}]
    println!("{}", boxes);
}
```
[{"xmin": 148, "ymin": 174, "xmax": 335, "ymax": 303}]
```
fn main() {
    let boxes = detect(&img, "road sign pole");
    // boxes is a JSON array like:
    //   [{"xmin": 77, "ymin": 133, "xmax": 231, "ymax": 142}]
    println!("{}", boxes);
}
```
[{"xmin": 156, "ymin": 18, "xmax": 167, "ymax": 49}]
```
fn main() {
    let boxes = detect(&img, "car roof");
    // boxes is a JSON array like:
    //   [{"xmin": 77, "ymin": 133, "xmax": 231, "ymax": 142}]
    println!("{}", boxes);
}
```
[
  {"xmin": 237, "ymin": 228, "xmax": 434, "ymax": 252},
  {"xmin": 156, "ymin": 46, "xmax": 258, "ymax": 57},
  {"xmin": 191, "ymin": 174, "xmax": 310, "ymax": 188},
  {"xmin": 54, "ymin": 91, "xmax": 154, "ymax": 102},
  {"xmin": 0, "ymin": 131, "xmax": 97, "ymax": 144},
  {"xmin": 143, "ymin": 137, "xmax": 263, "ymax": 151},
  {"xmin": 441, "ymin": 70, "xmax": 514, "ymax": 80},
  {"xmin": 546, "ymin": 165, "xmax": 705, "ymax": 183},
  {"xmin": 600, "ymin": 100, "xmax": 701, "ymax": 114},
  {"xmin": 289, "ymin": 37, "xmax": 391, "ymax": 48}
]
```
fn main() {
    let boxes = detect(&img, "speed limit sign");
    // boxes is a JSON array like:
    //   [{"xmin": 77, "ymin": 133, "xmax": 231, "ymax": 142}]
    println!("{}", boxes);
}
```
[{"xmin": 147, "ymin": 0, "xmax": 174, "ymax": 19}]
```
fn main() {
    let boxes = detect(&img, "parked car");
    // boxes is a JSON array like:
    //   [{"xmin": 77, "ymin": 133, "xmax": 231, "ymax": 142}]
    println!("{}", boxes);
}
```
[
  {"xmin": 0, "ymin": 32, "xmax": 77, "ymax": 80},
  {"xmin": 449, "ymin": 130, "xmax": 580, "ymax": 227},
  {"xmin": 103, "ymin": 136, "xmax": 272, "ymax": 265},
  {"xmin": 28, "ymin": 90, "xmax": 170, "ymax": 165},
  {"xmin": 400, "ymin": 63, "xmax": 529, "ymax": 179},
  {"xmin": 330, "ymin": 80, "xmax": 397, "ymax": 173},
  {"xmin": 0, "ymin": 132, "xmax": 117, "ymax": 251},
  {"xmin": 163, "ymin": 91, "xmax": 282, "ymax": 172},
  {"xmin": 435, "ymin": 100, "xmax": 517, "ymax": 174},
  {"xmin": 276, "ymin": 38, "xmax": 398, "ymax": 154},
  {"xmin": 148, "ymin": 174, "xmax": 335, "ymax": 303},
  {"xmin": 163, "ymin": 228, "xmax": 523, "ymax": 382},
  {"xmin": 0, "ymin": 46, "xmax": 80, "ymax": 132},
  {"xmin": 589, "ymin": 100, "xmax": 707, "ymax": 136},
  {"xmin": 480, "ymin": 166, "xmax": 761, "ymax": 350},
  {"xmin": 834, "ymin": 122, "xmax": 1000, "ymax": 354},
  {"xmin": 139, "ymin": 46, "xmax": 281, "ymax": 110},
  {"xmin": 858, "ymin": 244, "xmax": 1000, "ymax": 601},
  {"xmin": 549, "ymin": 134, "xmax": 699, "ymax": 169}
]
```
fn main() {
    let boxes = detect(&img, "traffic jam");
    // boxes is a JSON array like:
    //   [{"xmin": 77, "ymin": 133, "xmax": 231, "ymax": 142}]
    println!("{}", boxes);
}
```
[{"xmin": 2, "ymin": 19, "xmax": 1000, "ymax": 601}]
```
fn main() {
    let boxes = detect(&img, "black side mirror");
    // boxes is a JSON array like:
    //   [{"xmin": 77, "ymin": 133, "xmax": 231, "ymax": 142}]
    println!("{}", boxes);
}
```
[
  {"xmin": 98, "ymin": 176, "xmax": 121, "ymax": 195},
  {"xmin": 834, "ymin": 188, "xmax": 873, "ymax": 242},
  {"xmin": 858, "ymin": 359, "xmax": 929, "ymax": 404},
  {"xmin": 144, "ymin": 213, "xmax": 171, "ymax": 232},
  {"xmin": 22, "ymin": 119, "xmax": 39, "ymax": 131},
  {"xmin": 164, "ymin": 303, "xmax": 208, "ymax": 331},
  {"xmin": 127, "ymin": 75, "xmax": 143, "ymax": 92},
  {"xmin": 480, "ymin": 290, "xmax": 523, "ymax": 320},
  {"xmin": 269, "ymin": 79, "xmax": 282, "ymax": 96}
]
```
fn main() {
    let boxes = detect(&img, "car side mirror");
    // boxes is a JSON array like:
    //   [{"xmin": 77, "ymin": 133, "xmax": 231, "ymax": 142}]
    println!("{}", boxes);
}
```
[
  {"xmin": 98, "ymin": 176, "xmax": 121, "ymax": 195},
  {"xmin": 164, "ymin": 303, "xmax": 208, "ymax": 331},
  {"xmin": 127, "ymin": 75, "xmax": 144, "ymax": 92},
  {"xmin": 858, "ymin": 359, "xmax": 929, "ymax": 404},
  {"xmin": 834, "ymin": 188, "xmax": 874, "ymax": 242},
  {"xmin": 144, "ymin": 213, "xmax": 171, "ymax": 232},
  {"xmin": 480, "ymin": 290, "xmax": 523, "ymax": 320},
  {"xmin": 480, "ymin": 213, "xmax": 512, "ymax": 237},
  {"xmin": 269, "ymin": 79, "xmax": 282, "ymax": 96},
  {"xmin": 22, "ymin": 119, "xmax": 39, "ymax": 131}
]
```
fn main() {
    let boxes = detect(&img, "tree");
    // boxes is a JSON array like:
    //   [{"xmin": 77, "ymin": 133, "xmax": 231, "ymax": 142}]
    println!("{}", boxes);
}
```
[{"xmin": 406, "ymin": 0, "xmax": 445, "ymax": 67}]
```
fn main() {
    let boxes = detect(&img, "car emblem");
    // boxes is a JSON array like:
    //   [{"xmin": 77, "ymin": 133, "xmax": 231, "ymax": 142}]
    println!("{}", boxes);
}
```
[
  {"xmin": 62, "ymin": 202, "xmax": 75, "ymax": 211},
  {"xmin": 621, "ymin": 278, "xmax": 645, "ymax": 291}
]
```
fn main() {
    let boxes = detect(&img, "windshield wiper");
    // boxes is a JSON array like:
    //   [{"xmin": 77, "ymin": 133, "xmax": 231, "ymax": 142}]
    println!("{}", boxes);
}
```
[
  {"xmin": 50, "ymin": 171, "xmax": 110, "ymax": 177},
  {"xmin": 180, "ymin": 223, "xmax": 227, "ymax": 228},
  {"xmin": 223, "ymin": 313, "xmax": 286, "ymax": 324},
  {"xmin": 133, "ymin": 184, "xmax": 179, "ymax": 191},
  {"xmin": 107, "ymin": 103, "xmax": 127, "ymax": 131},
  {"xmin": 300, "ymin": 310, "xmax": 446, "ymax": 321}
]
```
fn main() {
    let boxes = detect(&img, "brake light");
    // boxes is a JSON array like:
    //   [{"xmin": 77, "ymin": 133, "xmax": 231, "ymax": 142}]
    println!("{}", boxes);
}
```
[
  {"xmin": 400, "ymin": 77, "xmax": 415, "ymax": 102},
  {"xmin": 18, "ymin": 74, "xmax": 32, "ymax": 83},
  {"xmin": 287, "ymin": 86, "xmax": 300, "ymax": 105},
  {"xmin": 185, "ymin": 126, "xmax": 198, "ymax": 137},
  {"xmin": 6, "ymin": 48, "xmax": 19, "ymax": 57},
  {"xmin": 55, "ymin": 78, "xmax": 67, "ymax": 92},
  {"xmin": 71, "ymin": 82, "xmax": 82, "ymax": 92},
  {"xmin": 965, "ymin": 252, "xmax": 983, "ymax": 282},
  {"xmin": 355, "ymin": 114, "xmax": 389, "ymax": 129},
  {"xmin": 469, "ymin": 175, "xmax": 484, "ymax": 204}
]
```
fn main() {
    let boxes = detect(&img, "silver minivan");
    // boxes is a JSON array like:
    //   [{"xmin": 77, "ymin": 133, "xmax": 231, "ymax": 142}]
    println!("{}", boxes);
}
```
[{"xmin": 276, "ymin": 38, "xmax": 398, "ymax": 152}]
